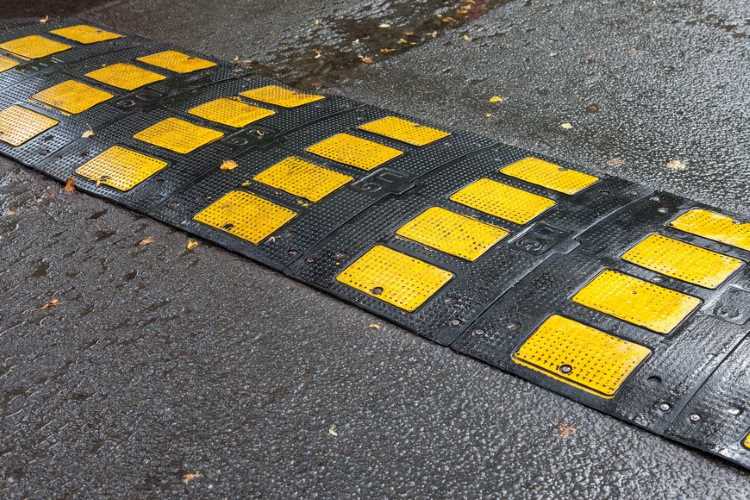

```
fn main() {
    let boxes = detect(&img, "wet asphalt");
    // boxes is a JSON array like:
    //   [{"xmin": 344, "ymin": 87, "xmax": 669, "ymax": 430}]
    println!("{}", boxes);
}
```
[{"xmin": 1, "ymin": 0, "xmax": 750, "ymax": 498}]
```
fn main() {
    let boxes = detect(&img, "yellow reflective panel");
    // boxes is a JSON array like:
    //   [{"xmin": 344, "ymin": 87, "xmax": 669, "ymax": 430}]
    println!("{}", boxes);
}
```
[
  {"xmin": 358, "ymin": 116, "xmax": 450, "ymax": 147},
  {"xmin": 137, "ymin": 50, "xmax": 216, "ymax": 74},
  {"xmin": 0, "ymin": 55, "xmax": 19, "ymax": 72},
  {"xmin": 337, "ymin": 245, "xmax": 453, "ymax": 312},
  {"xmin": 49, "ymin": 24, "xmax": 123, "ymax": 44},
  {"xmin": 396, "ymin": 207, "xmax": 508, "ymax": 261},
  {"xmin": 75, "ymin": 146, "xmax": 167, "ymax": 191},
  {"xmin": 0, "ymin": 35, "xmax": 70, "ymax": 59},
  {"xmin": 85, "ymin": 63, "xmax": 166, "ymax": 90},
  {"xmin": 670, "ymin": 209, "xmax": 750, "ymax": 252},
  {"xmin": 306, "ymin": 133, "xmax": 402, "ymax": 171},
  {"xmin": 623, "ymin": 233, "xmax": 743, "ymax": 289},
  {"xmin": 240, "ymin": 85, "xmax": 324, "ymax": 108},
  {"xmin": 513, "ymin": 315, "xmax": 651, "ymax": 399},
  {"xmin": 193, "ymin": 190, "xmax": 296, "ymax": 244},
  {"xmin": 500, "ymin": 156, "xmax": 599, "ymax": 195},
  {"xmin": 450, "ymin": 178, "xmax": 556, "ymax": 225},
  {"xmin": 572, "ymin": 269, "xmax": 701, "ymax": 335},
  {"xmin": 0, "ymin": 105, "xmax": 58, "ymax": 146},
  {"xmin": 33, "ymin": 80, "xmax": 113, "ymax": 114},
  {"xmin": 188, "ymin": 97, "xmax": 275, "ymax": 128},
  {"xmin": 133, "ymin": 117, "xmax": 224, "ymax": 154},
  {"xmin": 744, "ymin": 433, "xmax": 750, "ymax": 450},
  {"xmin": 253, "ymin": 156, "xmax": 352, "ymax": 202}
]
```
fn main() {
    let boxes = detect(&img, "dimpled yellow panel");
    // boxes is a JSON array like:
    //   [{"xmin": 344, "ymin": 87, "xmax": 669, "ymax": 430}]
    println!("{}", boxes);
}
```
[
  {"xmin": 670, "ymin": 209, "xmax": 750, "ymax": 252},
  {"xmin": 622, "ymin": 233, "xmax": 743, "ymax": 289},
  {"xmin": 572, "ymin": 270, "xmax": 701, "ymax": 334},
  {"xmin": 49, "ymin": 25, "xmax": 123, "ymax": 44},
  {"xmin": 0, "ymin": 105, "xmax": 58, "ymax": 146},
  {"xmin": 253, "ymin": 156, "xmax": 352, "ymax": 202},
  {"xmin": 133, "ymin": 117, "xmax": 224, "ymax": 154},
  {"xmin": 75, "ymin": 146, "xmax": 167, "ymax": 191},
  {"xmin": 85, "ymin": 63, "xmax": 166, "ymax": 90},
  {"xmin": 240, "ymin": 85, "xmax": 324, "ymax": 108},
  {"xmin": 306, "ymin": 133, "xmax": 403, "ymax": 171},
  {"xmin": 33, "ymin": 80, "xmax": 113, "ymax": 114},
  {"xmin": 0, "ymin": 55, "xmax": 18, "ymax": 72},
  {"xmin": 513, "ymin": 315, "xmax": 651, "ymax": 398},
  {"xmin": 743, "ymin": 433, "xmax": 750, "ymax": 449},
  {"xmin": 137, "ymin": 50, "xmax": 216, "ymax": 74},
  {"xmin": 500, "ymin": 157, "xmax": 599, "ymax": 195},
  {"xmin": 396, "ymin": 207, "xmax": 508, "ymax": 261},
  {"xmin": 450, "ymin": 178, "xmax": 556, "ymax": 225},
  {"xmin": 0, "ymin": 35, "xmax": 70, "ymax": 59},
  {"xmin": 358, "ymin": 116, "xmax": 450, "ymax": 147},
  {"xmin": 336, "ymin": 245, "xmax": 453, "ymax": 312},
  {"xmin": 188, "ymin": 97, "xmax": 275, "ymax": 128},
  {"xmin": 193, "ymin": 190, "xmax": 296, "ymax": 244}
]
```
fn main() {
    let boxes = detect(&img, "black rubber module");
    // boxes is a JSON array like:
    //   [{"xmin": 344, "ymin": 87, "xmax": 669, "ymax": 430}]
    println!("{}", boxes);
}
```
[{"xmin": 1, "ymin": 18, "xmax": 750, "ymax": 470}]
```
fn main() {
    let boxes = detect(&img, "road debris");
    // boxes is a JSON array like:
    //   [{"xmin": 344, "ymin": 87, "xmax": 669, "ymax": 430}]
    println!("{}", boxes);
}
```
[
  {"xmin": 41, "ymin": 298, "xmax": 60, "ymax": 309},
  {"xmin": 560, "ymin": 122, "xmax": 573, "ymax": 129},
  {"xmin": 328, "ymin": 424, "xmax": 338, "ymax": 436},
  {"xmin": 665, "ymin": 159, "xmax": 687, "ymax": 171},
  {"xmin": 220, "ymin": 159, "xmax": 238, "ymax": 171},
  {"xmin": 181, "ymin": 471, "xmax": 202, "ymax": 485},
  {"xmin": 137, "ymin": 236, "xmax": 155, "ymax": 247},
  {"xmin": 63, "ymin": 177, "xmax": 76, "ymax": 193},
  {"xmin": 186, "ymin": 239, "xmax": 199, "ymax": 251},
  {"xmin": 558, "ymin": 422, "xmax": 577, "ymax": 438},
  {"xmin": 488, "ymin": 95, "xmax": 504, "ymax": 104}
]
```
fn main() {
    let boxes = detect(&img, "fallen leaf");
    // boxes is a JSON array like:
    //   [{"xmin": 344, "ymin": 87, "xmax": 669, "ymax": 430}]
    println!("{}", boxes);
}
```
[
  {"xmin": 81, "ymin": 129, "xmax": 95, "ymax": 138},
  {"xmin": 220, "ymin": 159, "xmax": 238, "ymax": 171},
  {"xmin": 558, "ymin": 422, "xmax": 576, "ymax": 438},
  {"xmin": 137, "ymin": 236, "xmax": 155, "ymax": 247},
  {"xmin": 607, "ymin": 158, "xmax": 625, "ymax": 167},
  {"xmin": 63, "ymin": 177, "xmax": 76, "ymax": 193},
  {"xmin": 39, "ymin": 15, "xmax": 49, "ymax": 24},
  {"xmin": 665, "ymin": 159, "xmax": 687, "ymax": 171},
  {"xmin": 182, "ymin": 471, "xmax": 202, "ymax": 485},
  {"xmin": 379, "ymin": 48, "xmax": 397, "ymax": 54},
  {"xmin": 585, "ymin": 103, "xmax": 600, "ymax": 113},
  {"xmin": 560, "ymin": 122, "xmax": 573, "ymax": 129},
  {"xmin": 313, "ymin": 49, "xmax": 322, "ymax": 59},
  {"xmin": 41, "ymin": 298, "xmax": 60, "ymax": 309},
  {"xmin": 328, "ymin": 424, "xmax": 338, "ymax": 436},
  {"xmin": 368, "ymin": 323, "xmax": 381, "ymax": 330},
  {"xmin": 358, "ymin": 55, "xmax": 374, "ymax": 64},
  {"xmin": 463, "ymin": 34, "xmax": 472, "ymax": 41},
  {"xmin": 240, "ymin": 180, "xmax": 251, "ymax": 187},
  {"xmin": 186, "ymin": 239, "xmax": 199, "ymax": 251},
  {"xmin": 488, "ymin": 95, "xmax": 504, "ymax": 104}
]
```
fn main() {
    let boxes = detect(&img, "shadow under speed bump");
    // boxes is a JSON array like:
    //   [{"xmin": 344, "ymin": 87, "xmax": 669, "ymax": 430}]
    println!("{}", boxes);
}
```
[{"xmin": 1, "ymin": 17, "xmax": 750, "ymax": 470}]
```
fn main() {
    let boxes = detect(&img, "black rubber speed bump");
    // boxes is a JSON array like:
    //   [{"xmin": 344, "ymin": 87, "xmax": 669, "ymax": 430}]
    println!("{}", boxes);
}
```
[{"xmin": 2, "ymin": 18, "xmax": 750, "ymax": 470}]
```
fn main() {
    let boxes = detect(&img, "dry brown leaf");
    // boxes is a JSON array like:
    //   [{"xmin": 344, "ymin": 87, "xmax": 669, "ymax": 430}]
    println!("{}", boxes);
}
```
[
  {"xmin": 138, "ymin": 236, "xmax": 155, "ymax": 247},
  {"xmin": 181, "ymin": 472, "xmax": 202, "ymax": 485},
  {"xmin": 379, "ymin": 48, "xmax": 397, "ymax": 54},
  {"xmin": 186, "ymin": 239, "xmax": 199, "ymax": 251},
  {"xmin": 81, "ymin": 129, "xmax": 95, "ymax": 138},
  {"xmin": 220, "ymin": 159, "xmax": 238, "ymax": 171},
  {"xmin": 358, "ymin": 55, "xmax": 374, "ymax": 64},
  {"xmin": 313, "ymin": 49, "xmax": 322, "ymax": 60},
  {"xmin": 39, "ymin": 15, "xmax": 49, "ymax": 24},
  {"xmin": 41, "ymin": 298, "xmax": 60, "ymax": 309},
  {"xmin": 558, "ymin": 422, "xmax": 576, "ymax": 438},
  {"xmin": 63, "ymin": 177, "xmax": 76, "ymax": 193},
  {"xmin": 368, "ymin": 323, "xmax": 382, "ymax": 330}
]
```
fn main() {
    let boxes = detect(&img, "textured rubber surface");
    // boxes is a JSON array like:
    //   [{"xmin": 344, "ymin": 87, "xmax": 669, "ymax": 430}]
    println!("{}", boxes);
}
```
[{"xmin": 1, "ymin": 18, "xmax": 749, "ymax": 471}]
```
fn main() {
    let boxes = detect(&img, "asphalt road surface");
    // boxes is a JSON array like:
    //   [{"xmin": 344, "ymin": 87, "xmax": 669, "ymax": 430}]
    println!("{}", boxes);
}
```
[{"xmin": 1, "ymin": 0, "xmax": 749, "ymax": 497}]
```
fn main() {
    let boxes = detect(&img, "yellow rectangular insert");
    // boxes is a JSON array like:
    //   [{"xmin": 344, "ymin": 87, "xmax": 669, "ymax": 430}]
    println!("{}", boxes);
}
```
[
  {"xmin": 396, "ymin": 207, "xmax": 508, "ymax": 261},
  {"xmin": 49, "ymin": 25, "xmax": 123, "ymax": 44},
  {"xmin": 0, "ymin": 105, "xmax": 58, "ymax": 146},
  {"xmin": 500, "ymin": 156, "xmax": 599, "ymax": 195},
  {"xmin": 75, "ymin": 146, "xmax": 167, "ymax": 191},
  {"xmin": 188, "ymin": 97, "xmax": 275, "ymax": 128},
  {"xmin": 336, "ymin": 245, "xmax": 453, "ymax": 312},
  {"xmin": 572, "ymin": 269, "xmax": 701, "ymax": 334},
  {"xmin": 193, "ymin": 190, "xmax": 296, "ymax": 244},
  {"xmin": 0, "ymin": 55, "xmax": 18, "ymax": 72},
  {"xmin": 241, "ymin": 85, "xmax": 324, "ymax": 108},
  {"xmin": 85, "ymin": 63, "xmax": 166, "ymax": 90},
  {"xmin": 0, "ymin": 35, "xmax": 70, "ymax": 59},
  {"xmin": 450, "ymin": 178, "xmax": 556, "ymax": 225},
  {"xmin": 670, "ymin": 209, "xmax": 750, "ymax": 252},
  {"xmin": 358, "ymin": 116, "xmax": 450, "ymax": 147},
  {"xmin": 133, "ymin": 117, "xmax": 224, "ymax": 154},
  {"xmin": 623, "ymin": 233, "xmax": 743, "ymax": 289},
  {"xmin": 306, "ymin": 133, "xmax": 402, "ymax": 171},
  {"xmin": 253, "ymin": 156, "xmax": 352, "ymax": 202},
  {"xmin": 33, "ymin": 80, "xmax": 113, "ymax": 114},
  {"xmin": 513, "ymin": 315, "xmax": 651, "ymax": 398},
  {"xmin": 137, "ymin": 50, "xmax": 216, "ymax": 74}
]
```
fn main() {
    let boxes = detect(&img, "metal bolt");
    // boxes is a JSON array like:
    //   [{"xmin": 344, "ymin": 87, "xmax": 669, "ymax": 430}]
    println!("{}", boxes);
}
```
[
  {"xmin": 560, "ymin": 364, "xmax": 573, "ymax": 374},
  {"xmin": 659, "ymin": 403, "xmax": 671, "ymax": 412},
  {"xmin": 689, "ymin": 414, "xmax": 701, "ymax": 423}
]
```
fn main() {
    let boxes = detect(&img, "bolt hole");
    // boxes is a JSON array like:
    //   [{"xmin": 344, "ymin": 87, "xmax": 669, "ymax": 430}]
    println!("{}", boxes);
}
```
[
  {"xmin": 371, "ymin": 286, "xmax": 383, "ymax": 295},
  {"xmin": 223, "ymin": 223, "xmax": 234, "ymax": 230},
  {"xmin": 559, "ymin": 364, "xmax": 572, "ymax": 374},
  {"xmin": 647, "ymin": 375, "xmax": 662, "ymax": 385}
]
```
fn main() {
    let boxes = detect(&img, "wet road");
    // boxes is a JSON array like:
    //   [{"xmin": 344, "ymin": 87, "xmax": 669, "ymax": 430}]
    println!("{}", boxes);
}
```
[{"xmin": 1, "ymin": 0, "xmax": 750, "ymax": 498}]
